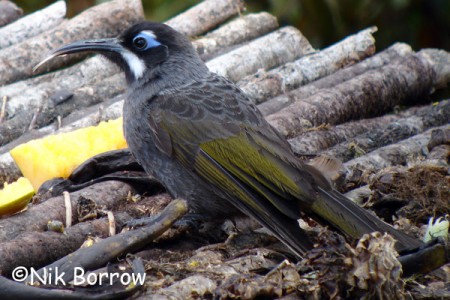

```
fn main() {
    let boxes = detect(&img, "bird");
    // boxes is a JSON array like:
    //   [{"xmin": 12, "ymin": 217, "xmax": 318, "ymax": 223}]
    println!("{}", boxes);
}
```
[{"xmin": 37, "ymin": 21, "xmax": 423, "ymax": 257}]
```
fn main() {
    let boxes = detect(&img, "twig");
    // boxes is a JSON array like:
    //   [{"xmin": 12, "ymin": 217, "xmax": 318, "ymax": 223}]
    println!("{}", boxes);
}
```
[
  {"xmin": 56, "ymin": 115, "xmax": 62, "ymax": 130},
  {"xmin": 27, "ymin": 107, "xmax": 41, "ymax": 130},
  {"xmin": 0, "ymin": 96, "xmax": 7, "ymax": 123},
  {"xmin": 105, "ymin": 210, "xmax": 116, "ymax": 236},
  {"xmin": 63, "ymin": 191, "xmax": 72, "ymax": 228}
]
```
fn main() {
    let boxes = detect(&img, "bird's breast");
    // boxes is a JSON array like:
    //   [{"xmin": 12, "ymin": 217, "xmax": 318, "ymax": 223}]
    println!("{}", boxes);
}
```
[{"xmin": 123, "ymin": 96, "xmax": 161, "ymax": 173}]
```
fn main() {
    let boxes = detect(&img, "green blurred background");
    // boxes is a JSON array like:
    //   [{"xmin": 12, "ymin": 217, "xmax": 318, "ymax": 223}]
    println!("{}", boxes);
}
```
[{"xmin": 13, "ymin": 0, "xmax": 450, "ymax": 51}]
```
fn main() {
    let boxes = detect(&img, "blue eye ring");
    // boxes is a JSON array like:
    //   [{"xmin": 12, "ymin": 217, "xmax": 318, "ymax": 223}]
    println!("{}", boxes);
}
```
[{"xmin": 132, "ymin": 31, "xmax": 161, "ymax": 51}]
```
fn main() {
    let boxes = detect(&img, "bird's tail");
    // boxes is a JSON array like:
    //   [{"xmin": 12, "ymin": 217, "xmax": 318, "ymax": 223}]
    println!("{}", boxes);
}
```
[{"xmin": 311, "ymin": 187, "xmax": 423, "ymax": 253}]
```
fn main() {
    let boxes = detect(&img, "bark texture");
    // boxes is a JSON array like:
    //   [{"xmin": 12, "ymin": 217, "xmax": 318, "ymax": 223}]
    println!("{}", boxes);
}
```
[
  {"xmin": 267, "ymin": 53, "xmax": 436, "ymax": 138},
  {"xmin": 206, "ymin": 26, "xmax": 315, "ymax": 82},
  {"xmin": 240, "ymin": 27, "xmax": 377, "ymax": 104},
  {"xmin": 0, "ymin": 1, "xmax": 66, "ymax": 49}
]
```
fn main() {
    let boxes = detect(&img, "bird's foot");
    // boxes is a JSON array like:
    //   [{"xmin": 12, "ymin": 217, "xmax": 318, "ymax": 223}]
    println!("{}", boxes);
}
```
[{"xmin": 399, "ymin": 237, "xmax": 449, "ymax": 276}]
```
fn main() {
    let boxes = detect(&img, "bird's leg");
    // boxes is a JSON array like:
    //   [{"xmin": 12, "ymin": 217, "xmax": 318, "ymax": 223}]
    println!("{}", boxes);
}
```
[
  {"xmin": 123, "ymin": 214, "xmax": 160, "ymax": 229},
  {"xmin": 194, "ymin": 219, "xmax": 240, "ymax": 253},
  {"xmin": 124, "ymin": 213, "xmax": 208, "ymax": 230}
]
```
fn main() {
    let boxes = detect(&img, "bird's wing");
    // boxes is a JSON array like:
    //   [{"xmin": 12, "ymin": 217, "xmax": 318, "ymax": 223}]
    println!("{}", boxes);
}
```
[{"xmin": 151, "ymin": 75, "xmax": 324, "ymax": 216}]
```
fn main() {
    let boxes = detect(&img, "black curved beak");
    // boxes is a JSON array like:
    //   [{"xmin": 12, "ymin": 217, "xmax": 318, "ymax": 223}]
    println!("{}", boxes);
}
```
[{"xmin": 34, "ymin": 38, "xmax": 122, "ymax": 72}]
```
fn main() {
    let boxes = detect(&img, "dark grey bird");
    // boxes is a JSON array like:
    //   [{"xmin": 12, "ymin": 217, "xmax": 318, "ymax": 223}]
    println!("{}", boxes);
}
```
[{"xmin": 39, "ymin": 22, "xmax": 423, "ymax": 257}]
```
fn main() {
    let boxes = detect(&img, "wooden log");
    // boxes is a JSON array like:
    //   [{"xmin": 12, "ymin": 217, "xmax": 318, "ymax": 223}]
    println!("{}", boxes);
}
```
[
  {"xmin": 0, "ymin": 96, "xmax": 126, "ymax": 181},
  {"xmin": 0, "ymin": 73, "xmax": 125, "ymax": 147},
  {"xmin": 259, "ymin": 43, "xmax": 413, "ymax": 116},
  {"xmin": 343, "ymin": 125, "xmax": 450, "ymax": 186},
  {"xmin": 418, "ymin": 48, "xmax": 450, "ymax": 88},
  {"xmin": 0, "ymin": 181, "xmax": 133, "ymax": 242},
  {"xmin": 291, "ymin": 43, "xmax": 414, "ymax": 100},
  {"xmin": 321, "ymin": 100, "xmax": 450, "ymax": 162},
  {"xmin": 0, "ymin": 93, "xmax": 125, "ymax": 156},
  {"xmin": 267, "ymin": 53, "xmax": 437, "ymax": 138},
  {"xmin": 288, "ymin": 100, "xmax": 449, "ymax": 156},
  {"xmin": 427, "ymin": 126, "xmax": 450, "ymax": 151},
  {"xmin": 0, "ymin": 193, "xmax": 171, "ymax": 276},
  {"xmin": 166, "ymin": 0, "xmax": 245, "ymax": 37},
  {"xmin": 288, "ymin": 114, "xmax": 401, "ymax": 156},
  {"xmin": 426, "ymin": 144, "xmax": 450, "ymax": 167},
  {"xmin": 0, "ymin": 56, "xmax": 119, "ymax": 113},
  {"xmin": 59, "ymin": 95, "xmax": 125, "ymax": 132},
  {"xmin": 206, "ymin": 26, "xmax": 314, "ymax": 82},
  {"xmin": 0, "ymin": 1, "xmax": 66, "ymax": 50},
  {"xmin": 0, "ymin": 0, "xmax": 22, "ymax": 26},
  {"xmin": 0, "ymin": 213, "xmax": 131, "ymax": 276},
  {"xmin": 0, "ymin": 0, "xmax": 144, "ymax": 85},
  {"xmin": 240, "ymin": 27, "xmax": 377, "ymax": 104},
  {"xmin": 194, "ymin": 12, "xmax": 279, "ymax": 60},
  {"xmin": 0, "ymin": 0, "xmax": 244, "ymax": 99}
]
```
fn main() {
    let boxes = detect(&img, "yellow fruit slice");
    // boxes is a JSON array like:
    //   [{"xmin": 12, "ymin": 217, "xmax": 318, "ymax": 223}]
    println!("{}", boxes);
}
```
[
  {"xmin": 0, "ymin": 177, "xmax": 34, "ymax": 216},
  {"xmin": 10, "ymin": 118, "xmax": 127, "ymax": 191}
]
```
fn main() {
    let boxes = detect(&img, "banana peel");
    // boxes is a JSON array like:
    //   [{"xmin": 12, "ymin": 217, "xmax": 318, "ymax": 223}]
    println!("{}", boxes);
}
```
[
  {"xmin": 10, "ymin": 118, "xmax": 127, "ymax": 191},
  {"xmin": 0, "ymin": 177, "xmax": 34, "ymax": 216},
  {"xmin": 1, "ymin": 118, "xmax": 126, "ymax": 216}
]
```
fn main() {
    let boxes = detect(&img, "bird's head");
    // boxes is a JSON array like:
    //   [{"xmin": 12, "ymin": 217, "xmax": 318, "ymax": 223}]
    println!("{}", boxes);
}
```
[{"xmin": 36, "ymin": 22, "xmax": 205, "ymax": 84}]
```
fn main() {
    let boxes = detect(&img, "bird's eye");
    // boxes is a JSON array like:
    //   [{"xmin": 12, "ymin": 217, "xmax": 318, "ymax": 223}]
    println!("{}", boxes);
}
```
[
  {"xmin": 132, "ymin": 31, "xmax": 161, "ymax": 51},
  {"xmin": 133, "ymin": 37, "xmax": 147, "ymax": 49}
]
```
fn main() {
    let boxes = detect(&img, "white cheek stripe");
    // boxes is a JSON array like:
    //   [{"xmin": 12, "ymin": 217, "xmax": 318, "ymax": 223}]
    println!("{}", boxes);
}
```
[
  {"xmin": 141, "ymin": 30, "xmax": 157, "ymax": 39},
  {"xmin": 121, "ymin": 50, "xmax": 146, "ymax": 79}
]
